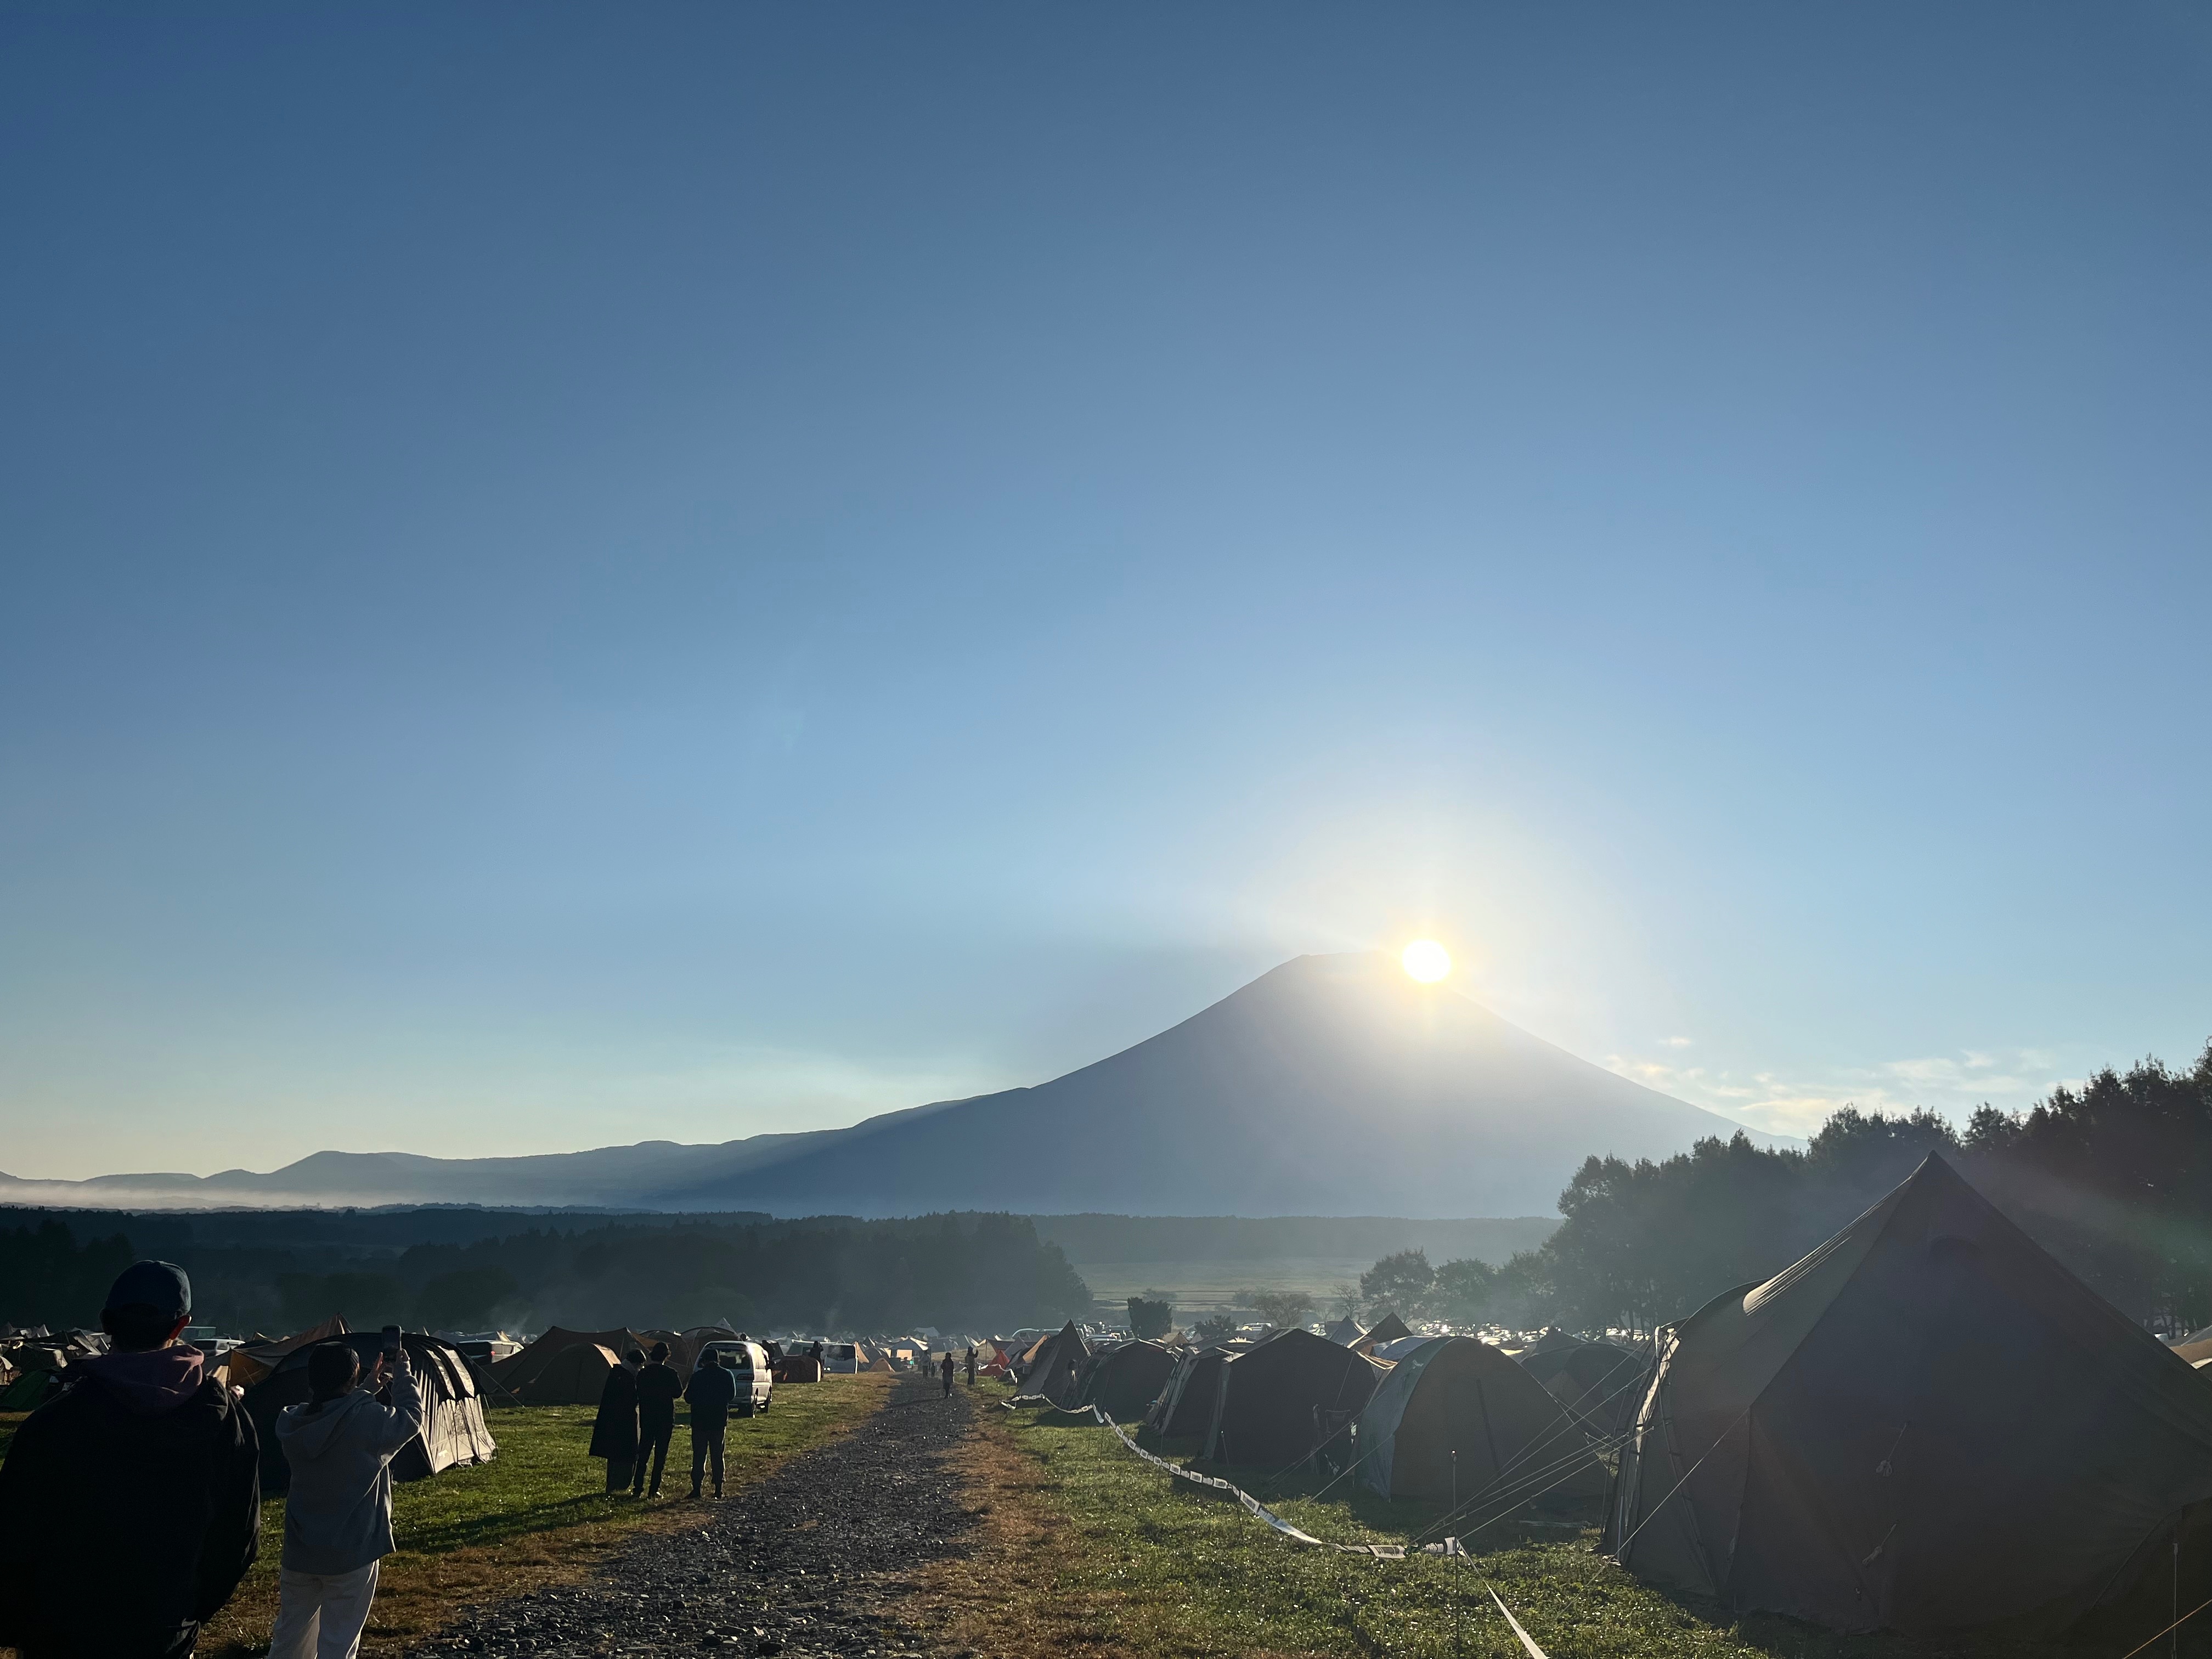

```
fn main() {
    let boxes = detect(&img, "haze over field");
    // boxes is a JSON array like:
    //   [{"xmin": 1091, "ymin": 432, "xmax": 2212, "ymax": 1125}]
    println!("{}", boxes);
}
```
[{"xmin": 4, "ymin": 8, "xmax": 2210, "ymax": 1181}]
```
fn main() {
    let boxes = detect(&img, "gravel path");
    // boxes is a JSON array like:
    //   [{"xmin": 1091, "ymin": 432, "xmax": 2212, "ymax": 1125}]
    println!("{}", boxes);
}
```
[{"xmin": 410, "ymin": 1374, "xmax": 979, "ymax": 1658}]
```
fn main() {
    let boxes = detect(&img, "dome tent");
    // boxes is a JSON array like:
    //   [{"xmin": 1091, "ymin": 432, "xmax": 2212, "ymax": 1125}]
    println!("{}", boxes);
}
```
[
  {"xmin": 1610, "ymin": 1153, "xmax": 2212, "ymax": 1637},
  {"xmin": 1018, "ymin": 1322, "xmax": 1090, "ymax": 1406},
  {"xmin": 1356, "ymin": 1336, "xmax": 1605, "ymax": 1504},
  {"xmin": 493, "ymin": 1327, "xmax": 647, "ymax": 1397},
  {"xmin": 1516, "ymin": 1332, "xmax": 1650, "ymax": 1436},
  {"xmin": 514, "ymin": 1341, "xmax": 621, "ymax": 1405},
  {"xmin": 1148, "ymin": 1342, "xmax": 1249, "ymax": 1438},
  {"xmin": 1204, "ymin": 1328, "xmax": 1385, "ymax": 1469}
]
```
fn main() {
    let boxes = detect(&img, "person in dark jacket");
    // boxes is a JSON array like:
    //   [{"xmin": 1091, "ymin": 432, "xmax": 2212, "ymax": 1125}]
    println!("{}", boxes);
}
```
[
  {"xmin": 589, "ymin": 1350, "xmax": 642, "ymax": 1495},
  {"xmin": 632, "ymin": 1342, "xmax": 682, "ymax": 1498},
  {"xmin": 0, "ymin": 1260, "xmax": 261, "ymax": 1659},
  {"xmin": 966, "ymin": 1346, "xmax": 977, "ymax": 1387},
  {"xmin": 683, "ymin": 1351, "xmax": 737, "ymax": 1499},
  {"xmin": 940, "ymin": 1350, "xmax": 955, "ymax": 1398}
]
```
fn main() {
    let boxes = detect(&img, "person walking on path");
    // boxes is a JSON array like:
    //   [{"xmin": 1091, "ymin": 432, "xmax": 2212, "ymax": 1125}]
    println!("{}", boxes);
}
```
[
  {"xmin": 268, "ymin": 1340, "xmax": 424, "ymax": 1659},
  {"xmin": 939, "ymin": 1350, "xmax": 955, "ymax": 1399},
  {"xmin": 633, "ymin": 1341, "xmax": 682, "ymax": 1497},
  {"xmin": 590, "ymin": 1349, "xmax": 642, "ymax": 1495},
  {"xmin": 684, "ymin": 1351, "xmax": 737, "ymax": 1499},
  {"xmin": 0, "ymin": 1260, "xmax": 262, "ymax": 1659},
  {"xmin": 965, "ymin": 1346, "xmax": 977, "ymax": 1387}
]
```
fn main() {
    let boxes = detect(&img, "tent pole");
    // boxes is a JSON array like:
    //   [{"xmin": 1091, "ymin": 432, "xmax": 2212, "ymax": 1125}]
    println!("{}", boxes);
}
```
[{"xmin": 2174, "ymin": 1532, "xmax": 2180, "ymax": 1659}]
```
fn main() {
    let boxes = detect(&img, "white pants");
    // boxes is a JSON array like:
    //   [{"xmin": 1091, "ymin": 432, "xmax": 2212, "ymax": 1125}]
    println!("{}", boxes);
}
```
[{"xmin": 268, "ymin": 1560, "xmax": 381, "ymax": 1659}]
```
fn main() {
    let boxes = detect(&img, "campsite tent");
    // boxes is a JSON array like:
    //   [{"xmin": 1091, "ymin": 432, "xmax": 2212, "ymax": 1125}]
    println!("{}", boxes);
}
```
[
  {"xmin": 1080, "ymin": 1339, "xmax": 1178, "ymax": 1421},
  {"xmin": 1324, "ymin": 1317, "xmax": 1367, "ymax": 1347},
  {"xmin": 220, "ymin": 1315, "xmax": 349, "ymax": 1391},
  {"xmin": 1019, "ymin": 1321, "xmax": 1091, "ymax": 1406},
  {"xmin": 1356, "ymin": 1313, "xmax": 1412, "ymax": 1354},
  {"xmin": 1356, "ymin": 1336, "xmax": 1606, "ymax": 1505},
  {"xmin": 1148, "ymin": 1340, "xmax": 1256, "ymax": 1436},
  {"xmin": 1204, "ymin": 1328, "xmax": 1385, "ymax": 1468},
  {"xmin": 510, "ymin": 1341, "xmax": 621, "ymax": 1405},
  {"xmin": 1610, "ymin": 1154, "xmax": 2212, "ymax": 1635},
  {"xmin": 247, "ymin": 1330, "xmax": 496, "ymax": 1495},
  {"xmin": 1516, "ymin": 1333, "xmax": 1649, "ymax": 1436},
  {"xmin": 493, "ymin": 1327, "xmax": 646, "ymax": 1395}
]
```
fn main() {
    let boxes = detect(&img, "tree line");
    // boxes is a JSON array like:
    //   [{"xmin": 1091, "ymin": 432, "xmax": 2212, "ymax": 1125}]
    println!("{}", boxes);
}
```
[
  {"xmin": 1348, "ymin": 1043, "xmax": 2212, "ymax": 1340},
  {"xmin": 0, "ymin": 1210, "xmax": 1093, "ymax": 1336}
]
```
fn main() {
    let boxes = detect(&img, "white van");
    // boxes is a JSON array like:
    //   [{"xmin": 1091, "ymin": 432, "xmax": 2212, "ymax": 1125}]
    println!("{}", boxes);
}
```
[
  {"xmin": 698, "ymin": 1340, "xmax": 775, "ymax": 1415},
  {"xmin": 821, "ymin": 1342, "xmax": 860, "ymax": 1375}
]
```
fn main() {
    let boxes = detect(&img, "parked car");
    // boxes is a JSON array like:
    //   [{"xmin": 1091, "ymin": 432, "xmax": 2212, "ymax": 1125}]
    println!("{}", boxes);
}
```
[
  {"xmin": 698, "ymin": 1340, "xmax": 776, "ymax": 1415},
  {"xmin": 820, "ymin": 1342, "xmax": 860, "ymax": 1375}
]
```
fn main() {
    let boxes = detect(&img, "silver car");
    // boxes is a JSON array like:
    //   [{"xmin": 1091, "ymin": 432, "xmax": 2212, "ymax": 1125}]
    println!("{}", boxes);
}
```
[{"xmin": 697, "ymin": 1340, "xmax": 775, "ymax": 1415}]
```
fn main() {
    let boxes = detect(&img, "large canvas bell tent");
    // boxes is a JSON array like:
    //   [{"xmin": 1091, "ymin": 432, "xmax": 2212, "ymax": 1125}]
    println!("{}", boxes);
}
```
[
  {"xmin": 1204, "ymin": 1328, "xmax": 1385, "ymax": 1468},
  {"xmin": 1609, "ymin": 1154, "xmax": 2212, "ymax": 1635},
  {"xmin": 1357, "ymin": 1336, "xmax": 1606, "ymax": 1505},
  {"xmin": 1019, "ymin": 1321, "xmax": 1091, "ymax": 1406}
]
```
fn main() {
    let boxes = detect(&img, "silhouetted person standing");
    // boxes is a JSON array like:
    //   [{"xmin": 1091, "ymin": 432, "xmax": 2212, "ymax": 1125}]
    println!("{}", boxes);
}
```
[
  {"xmin": 633, "ymin": 1342, "xmax": 682, "ymax": 1497},
  {"xmin": 0, "ymin": 1260, "xmax": 261, "ymax": 1659},
  {"xmin": 589, "ymin": 1350, "xmax": 642, "ymax": 1495},
  {"xmin": 684, "ymin": 1352, "xmax": 737, "ymax": 1499},
  {"xmin": 965, "ymin": 1346, "xmax": 977, "ymax": 1387},
  {"xmin": 939, "ymin": 1351, "xmax": 955, "ymax": 1398},
  {"xmin": 269, "ymin": 1341, "xmax": 424, "ymax": 1659}
]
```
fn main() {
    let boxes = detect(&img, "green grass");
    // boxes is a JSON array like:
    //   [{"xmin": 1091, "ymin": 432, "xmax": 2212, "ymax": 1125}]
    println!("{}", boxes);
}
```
[
  {"xmin": 985, "ymin": 1394, "xmax": 2140, "ymax": 1659},
  {"xmin": 3, "ymin": 1375, "xmax": 889, "ymax": 1656}
]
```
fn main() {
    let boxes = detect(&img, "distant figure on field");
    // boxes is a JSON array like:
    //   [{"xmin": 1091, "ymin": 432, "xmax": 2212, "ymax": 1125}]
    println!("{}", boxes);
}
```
[
  {"xmin": 940, "ymin": 1351, "xmax": 955, "ymax": 1398},
  {"xmin": 684, "ymin": 1351, "xmax": 737, "ymax": 1499},
  {"xmin": 268, "ymin": 1340, "xmax": 424, "ymax": 1659},
  {"xmin": 966, "ymin": 1346, "xmax": 977, "ymax": 1387},
  {"xmin": 0, "ymin": 1260, "xmax": 262, "ymax": 1659},
  {"xmin": 810, "ymin": 1340, "xmax": 822, "ymax": 1362},
  {"xmin": 633, "ymin": 1341, "xmax": 682, "ymax": 1497},
  {"xmin": 590, "ymin": 1350, "xmax": 643, "ymax": 1494}
]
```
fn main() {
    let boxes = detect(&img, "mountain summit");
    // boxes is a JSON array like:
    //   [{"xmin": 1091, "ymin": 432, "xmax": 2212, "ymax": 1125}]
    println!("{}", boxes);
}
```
[{"xmin": 2, "ymin": 952, "xmax": 1780, "ymax": 1216}]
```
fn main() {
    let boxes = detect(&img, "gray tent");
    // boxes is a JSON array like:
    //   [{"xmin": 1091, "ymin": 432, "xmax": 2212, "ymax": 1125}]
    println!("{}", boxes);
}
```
[
  {"xmin": 1204, "ymin": 1328, "xmax": 1385, "ymax": 1468},
  {"xmin": 1357, "ymin": 1336, "xmax": 1605, "ymax": 1505},
  {"xmin": 1080, "ymin": 1339, "xmax": 1178, "ymax": 1421},
  {"xmin": 1610, "ymin": 1154, "xmax": 2212, "ymax": 1635},
  {"xmin": 1019, "ymin": 1321, "xmax": 1091, "ymax": 1406}
]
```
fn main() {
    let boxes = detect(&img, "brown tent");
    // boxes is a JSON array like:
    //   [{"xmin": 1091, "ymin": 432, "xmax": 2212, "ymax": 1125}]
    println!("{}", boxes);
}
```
[
  {"xmin": 511, "ymin": 1341, "xmax": 621, "ymax": 1405},
  {"xmin": 220, "ymin": 1315, "xmax": 349, "ymax": 1391},
  {"xmin": 1079, "ymin": 1339, "xmax": 1178, "ymax": 1422},
  {"xmin": 1516, "ymin": 1334, "xmax": 1650, "ymax": 1436},
  {"xmin": 492, "ymin": 1327, "xmax": 647, "ymax": 1396},
  {"xmin": 1020, "ymin": 1321, "xmax": 1090, "ymax": 1406},
  {"xmin": 1204, "ymin": 1328, "xmax": 1385, "ymax": 1468},
  {"xmin": 1610, "ymin": 1154, "xmax": 2212, "ymax": 1635},
  {"xmin": 1356, "ymin": 1336, "xmax": 1605, "ymax": 1504}
]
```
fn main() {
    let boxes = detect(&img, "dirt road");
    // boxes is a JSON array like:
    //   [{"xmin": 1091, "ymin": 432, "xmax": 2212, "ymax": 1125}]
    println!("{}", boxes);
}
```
[{"xmin": 409, "ymin": 1373, "xmax": 980, "ymax": 1658}]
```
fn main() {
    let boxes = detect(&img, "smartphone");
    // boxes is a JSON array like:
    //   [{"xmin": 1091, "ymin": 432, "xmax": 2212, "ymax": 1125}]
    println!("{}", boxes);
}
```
[{"xmin": 381, "ymin": 1324, "xmax": 402, "ymax": 1358}]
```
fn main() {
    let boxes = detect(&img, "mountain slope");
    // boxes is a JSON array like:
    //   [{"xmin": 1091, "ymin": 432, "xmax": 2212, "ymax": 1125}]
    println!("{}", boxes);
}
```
[
  {"xmin": 648, "ymin": 951, "xmax": 1781, "ymax": 1217},
  {"xmin": 1, "ymin": 952, "xmax": 1782, "ymax": 1216}
]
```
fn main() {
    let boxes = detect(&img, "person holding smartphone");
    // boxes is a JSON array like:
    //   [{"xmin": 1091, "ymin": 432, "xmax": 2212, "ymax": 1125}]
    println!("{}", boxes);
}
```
[{"xmin": 268, "ymin": 1331, "xmax": 422, "ymax": 1659}]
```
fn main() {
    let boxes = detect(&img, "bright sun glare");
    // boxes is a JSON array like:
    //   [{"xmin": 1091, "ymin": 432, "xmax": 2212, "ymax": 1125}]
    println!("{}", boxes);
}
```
[{"xmin": 1401, "ymin": 939, "xmax": 1452, "ymax": 983}]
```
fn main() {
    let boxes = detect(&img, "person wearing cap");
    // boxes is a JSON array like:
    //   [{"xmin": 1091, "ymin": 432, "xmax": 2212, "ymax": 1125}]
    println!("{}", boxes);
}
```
[
  {"xmin": 267, "ymin": 1338, "xmax": 423, "ymax": 1659},
  {"xmin": 0, "ymin": 1259, "xmax": 262, "ymax": 1659},
  {"xmin": 682, "ymin": 1350, "xmax": 737, "ymax": 1500},
  {"xmin": 631, "ymin": 1340, "xmax": 682, "ymax": 1498},
  {"xmin": 589, "ymin": 1348, "xmax": 643, "ymax": 1494}
]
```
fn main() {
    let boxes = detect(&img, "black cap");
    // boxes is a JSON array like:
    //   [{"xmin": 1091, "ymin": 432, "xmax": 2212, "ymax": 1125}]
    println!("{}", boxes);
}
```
[{"xmin": 104, "ymin": 1260, "xmax": 191, "ymax": 1319}]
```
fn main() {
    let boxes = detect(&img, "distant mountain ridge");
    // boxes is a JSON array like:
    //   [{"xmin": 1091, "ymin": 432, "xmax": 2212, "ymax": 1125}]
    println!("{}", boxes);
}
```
[{"xmin": 2, "ymin": 952, "xmax": 1789, "ymax": 1216}]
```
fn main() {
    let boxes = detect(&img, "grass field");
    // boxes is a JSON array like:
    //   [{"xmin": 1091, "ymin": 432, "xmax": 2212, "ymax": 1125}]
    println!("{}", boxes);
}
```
[
  {"xmin": 1, "ymin": 1370, "xmax": 888, "ymax": 1657},
  {"xmin": 917, "ymin": 1386, "xmax": 2137, "ymax": 1659}
]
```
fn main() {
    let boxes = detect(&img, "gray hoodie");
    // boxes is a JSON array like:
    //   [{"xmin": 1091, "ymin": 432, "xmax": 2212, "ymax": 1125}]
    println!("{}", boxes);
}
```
[{"xmin": 275, "ymin": 1364, "xmax": 424, "ymax": 1575}]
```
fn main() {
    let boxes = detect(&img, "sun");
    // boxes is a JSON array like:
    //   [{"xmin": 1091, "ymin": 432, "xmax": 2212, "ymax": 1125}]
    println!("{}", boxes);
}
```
[{"xmin": 1401, "ymin": 940, "xmax": 1452, "ymax": 983}]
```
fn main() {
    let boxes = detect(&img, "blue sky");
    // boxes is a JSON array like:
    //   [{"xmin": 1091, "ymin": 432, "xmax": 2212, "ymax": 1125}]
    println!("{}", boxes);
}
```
[{"xmin": 4, "ymin": 4, "xmax": 2210, "ymax": 1180}]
